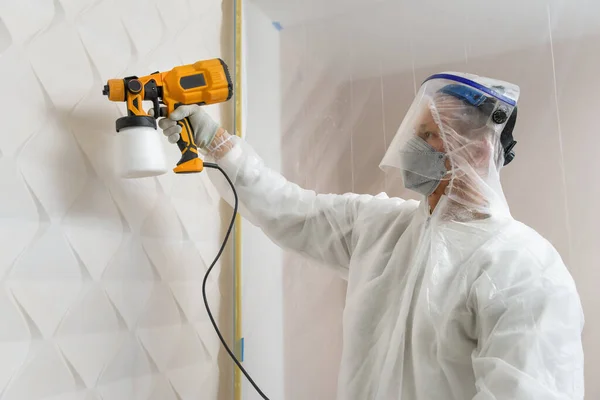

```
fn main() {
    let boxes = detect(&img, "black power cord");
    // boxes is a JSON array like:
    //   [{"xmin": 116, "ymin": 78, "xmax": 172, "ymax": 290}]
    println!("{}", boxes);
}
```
[{"xmin": 202, "ymin": 162, "xmax": 270, "ymax": 400}]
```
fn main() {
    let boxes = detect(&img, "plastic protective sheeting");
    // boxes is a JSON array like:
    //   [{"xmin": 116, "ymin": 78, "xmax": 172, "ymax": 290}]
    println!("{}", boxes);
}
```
[{"xmin": 241, "ymin": 0, "xmax": 599, "ymax": 398}]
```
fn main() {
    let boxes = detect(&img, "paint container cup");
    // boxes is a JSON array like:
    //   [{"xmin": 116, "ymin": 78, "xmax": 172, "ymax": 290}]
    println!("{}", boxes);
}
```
[{"xmin": 117, "ymin": 125, "xmax": 169, "ymax": 179}]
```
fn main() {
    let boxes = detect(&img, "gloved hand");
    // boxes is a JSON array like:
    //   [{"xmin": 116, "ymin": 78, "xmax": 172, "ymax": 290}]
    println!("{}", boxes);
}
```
[{"xmin": 154, "ymin": 104, "xmax": 221, "ymax": 150}]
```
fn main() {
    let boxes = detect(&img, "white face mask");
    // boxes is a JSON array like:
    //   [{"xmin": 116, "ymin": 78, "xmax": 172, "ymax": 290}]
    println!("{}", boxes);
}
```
[{"xmin": 400, "ymin": 137, "xmax": 448, "ymax": 196}]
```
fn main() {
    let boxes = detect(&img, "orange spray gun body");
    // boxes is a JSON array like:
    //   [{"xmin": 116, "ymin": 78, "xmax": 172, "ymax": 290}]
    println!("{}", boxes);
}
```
[{"xmin": 102, "ymin": 58, "xmax": 233, "ymax": 174}]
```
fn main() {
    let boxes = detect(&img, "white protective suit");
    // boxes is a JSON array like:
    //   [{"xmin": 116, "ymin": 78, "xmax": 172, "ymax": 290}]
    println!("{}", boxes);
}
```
[{"xmin": 201, "ymin": 73, "xmax": 585, "ymax": 399}]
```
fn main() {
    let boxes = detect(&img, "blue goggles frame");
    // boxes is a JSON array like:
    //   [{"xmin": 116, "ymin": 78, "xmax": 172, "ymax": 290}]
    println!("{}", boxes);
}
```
[{"xmin": 424, "ymin": 73, "xmax": 517, "ymax": 107}]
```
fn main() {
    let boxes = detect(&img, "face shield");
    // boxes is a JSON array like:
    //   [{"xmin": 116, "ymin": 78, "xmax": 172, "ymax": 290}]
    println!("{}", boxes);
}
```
[{"xmin": 380, "ymin": 72, "xmax": 519, "ymax": 215}]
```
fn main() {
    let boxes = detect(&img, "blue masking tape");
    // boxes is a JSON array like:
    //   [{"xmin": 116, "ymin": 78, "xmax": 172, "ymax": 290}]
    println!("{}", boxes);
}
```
[
  {"xmin": 240, "ymin": 337, "xmax": 245, "ymax": 362},
  {"xmin": 272, "ymin": 21, "xmax": 283, "ymax": 31}
]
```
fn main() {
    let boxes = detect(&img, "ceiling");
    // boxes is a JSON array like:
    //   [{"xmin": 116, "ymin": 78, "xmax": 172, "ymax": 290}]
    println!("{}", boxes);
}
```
[
  {"xmin": 251, "ymin": 0, "xmax": 600, "ymax": 78},
  {"xmin": 252, "ymin": 0, "xmax": 599, "ymax": 35},
  {"xmin": 249, "ymin": 0, "xmax": 385, "ymax": 28}
]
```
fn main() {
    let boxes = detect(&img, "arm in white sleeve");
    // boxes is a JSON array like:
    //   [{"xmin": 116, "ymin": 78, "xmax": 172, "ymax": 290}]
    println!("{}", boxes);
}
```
[
  {"xmin": 204, "ymin": 132, "xmax": 399, "ymax": 274},
  {"xmin": 469, "ymin": 243, "xmax": 585, "ymax": 400}
]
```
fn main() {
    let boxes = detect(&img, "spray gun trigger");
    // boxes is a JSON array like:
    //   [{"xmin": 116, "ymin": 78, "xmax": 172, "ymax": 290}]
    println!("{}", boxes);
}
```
[{"xmin": 150, "ymin": 98, "xmax": 160, "ymax": 118}]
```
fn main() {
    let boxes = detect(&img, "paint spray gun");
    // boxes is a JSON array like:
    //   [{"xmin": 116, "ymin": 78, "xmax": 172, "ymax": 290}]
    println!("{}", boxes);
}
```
[{"xmin": 102, "ymin": 58, "xmax": 233, "ymax": 178}]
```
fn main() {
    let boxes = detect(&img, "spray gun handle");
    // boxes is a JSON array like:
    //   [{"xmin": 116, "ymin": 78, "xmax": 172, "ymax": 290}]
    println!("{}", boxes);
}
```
[{"xmin": 173, "ymin": 117, "xmax": 204, "ymax": 173}]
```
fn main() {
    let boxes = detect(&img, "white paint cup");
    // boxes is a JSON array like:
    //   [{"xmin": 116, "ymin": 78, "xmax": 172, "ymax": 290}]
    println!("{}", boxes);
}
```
[{"xmin": 117, "ymin": 126, "xmax": 169, "ymax": 179}]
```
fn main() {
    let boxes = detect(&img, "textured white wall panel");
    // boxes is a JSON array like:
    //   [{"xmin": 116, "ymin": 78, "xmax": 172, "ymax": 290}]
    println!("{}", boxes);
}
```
[{"xmin": 0, "ymin": 0, "xmax": 232, "ymax": 399}]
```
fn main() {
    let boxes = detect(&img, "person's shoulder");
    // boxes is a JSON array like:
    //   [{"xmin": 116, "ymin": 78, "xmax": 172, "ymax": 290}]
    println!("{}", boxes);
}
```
[
  {"xmin": 363, "ymin": 192, "xmax": 420, "ymax": 209},
  {"xmin": 350, "ymin": 192, "xmax": 420, "ymax": 233},
  {"xmin": 498, "ymin": 219, "xmax": 563, "ymax": 266},
  {"xmin": 476, "ymin": 218, "xmax": 575, "ymax": 290},
  {"xmin": 470, "ymin": 219, "xmax": 584, "ymax": 340},
  {"xmin": 356, "ymin": 192, "xmax": 420, "ymax": 218}
]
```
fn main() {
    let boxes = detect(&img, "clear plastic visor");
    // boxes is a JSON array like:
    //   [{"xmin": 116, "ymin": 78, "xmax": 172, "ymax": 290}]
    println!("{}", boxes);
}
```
[{"xmin": 380, "ymin": 77, "xmax": 517, "ymax": 183}]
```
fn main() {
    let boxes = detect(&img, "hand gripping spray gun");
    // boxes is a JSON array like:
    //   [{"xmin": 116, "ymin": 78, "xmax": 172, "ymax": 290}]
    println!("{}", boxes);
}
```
[
  {"xmin": 102, "ymin": 58, "xmax": 233, "ymax": 178},
  {"xmin": 102, "ymin": 60, "xmax": 271, "ymax": 400}
]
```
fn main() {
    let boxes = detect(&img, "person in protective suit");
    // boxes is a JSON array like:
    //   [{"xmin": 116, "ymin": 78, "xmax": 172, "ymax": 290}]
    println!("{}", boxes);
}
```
[{"xmin": 157, "ymin": 73, "xmax": 585, "ymax": 399}]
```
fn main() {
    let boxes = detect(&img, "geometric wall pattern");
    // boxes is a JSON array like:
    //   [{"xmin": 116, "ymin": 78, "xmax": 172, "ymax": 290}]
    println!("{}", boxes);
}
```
[{"xmin": 0, "ymin": 0, "xmax": 232, "ymax": 398}]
